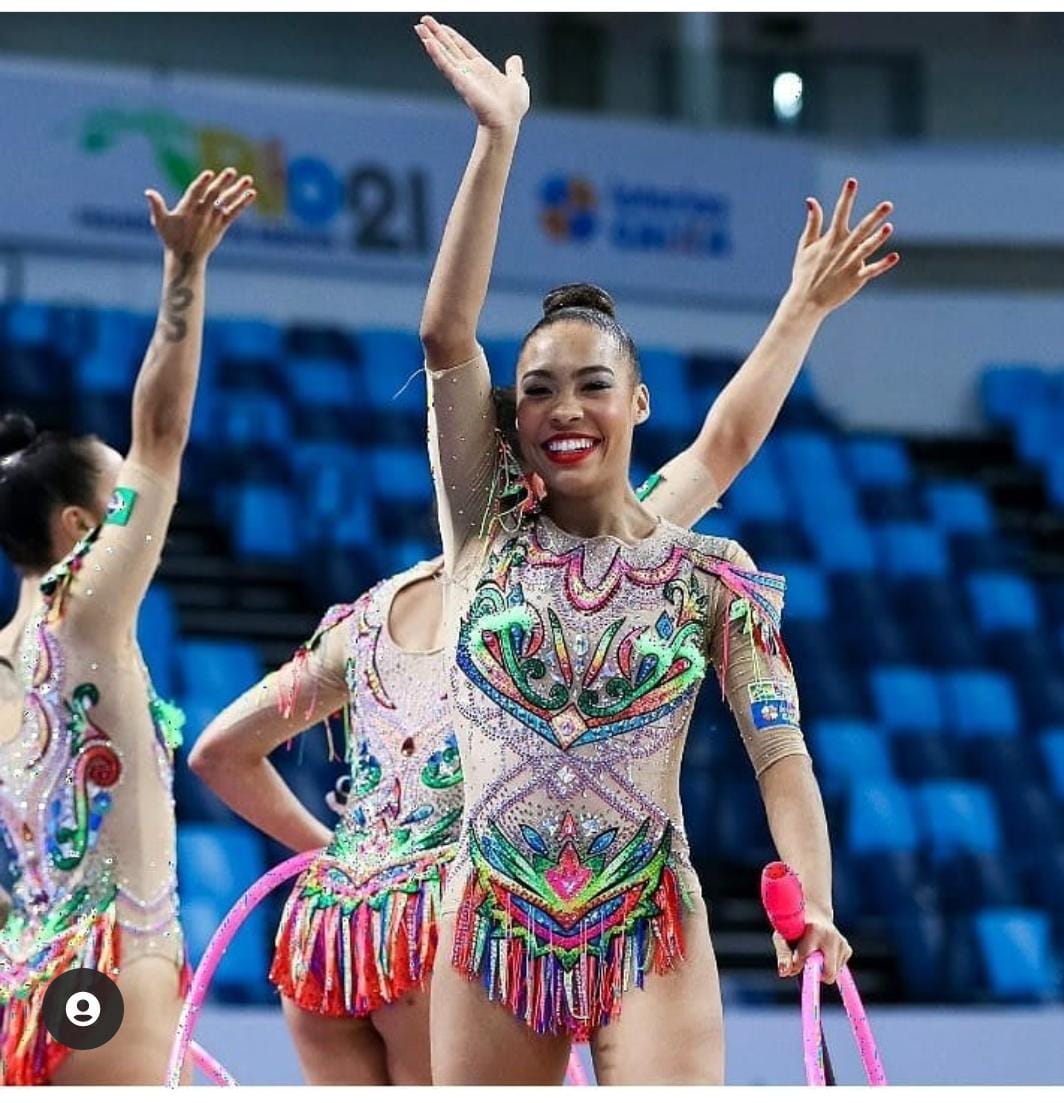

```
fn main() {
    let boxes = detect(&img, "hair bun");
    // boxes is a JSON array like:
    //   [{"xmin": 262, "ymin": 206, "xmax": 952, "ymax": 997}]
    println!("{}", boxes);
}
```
[
  {"xmin": 0, "ymin": 412, "xmax": 37, "ymax": 459},
  {"xmin": 541, "ymin": 283, "xmax": 617, "ymax": 320}
]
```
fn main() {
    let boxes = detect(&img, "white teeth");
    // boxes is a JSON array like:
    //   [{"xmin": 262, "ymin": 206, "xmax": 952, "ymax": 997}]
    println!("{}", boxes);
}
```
[{"xmin": 546, "ymin": 438, "xmax": 596, "ymax": 453}]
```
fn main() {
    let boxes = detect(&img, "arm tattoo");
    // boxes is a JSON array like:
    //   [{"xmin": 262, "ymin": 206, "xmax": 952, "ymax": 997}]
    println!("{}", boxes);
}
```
[{"xmin": 162, "ymin": 252, "xmax": 195, "ymax": 343}]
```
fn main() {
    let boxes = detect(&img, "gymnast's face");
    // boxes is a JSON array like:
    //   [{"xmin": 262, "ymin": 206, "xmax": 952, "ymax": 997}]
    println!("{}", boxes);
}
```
[{"xmin": 515, "ymin": 320, "xmax": 648, "ymax": 500}]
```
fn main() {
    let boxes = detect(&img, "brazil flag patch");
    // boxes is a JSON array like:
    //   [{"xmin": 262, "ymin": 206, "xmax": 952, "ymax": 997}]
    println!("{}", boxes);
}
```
[{"xmin": 105, "ymin": 487, "xmax": 138, "ymax": 526}]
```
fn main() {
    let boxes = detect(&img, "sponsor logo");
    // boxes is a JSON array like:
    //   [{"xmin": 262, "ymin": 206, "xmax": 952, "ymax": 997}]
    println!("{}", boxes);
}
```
[
  {"xmin": 76, "ymin": 108, "xmax": 429, "ymax": 254},
  {"xmin": 541, "ymin": 172, "xmax": 731, "ymax": 258},
  {"xmin": 540, "ymin": 175, "xmax": 598, "ymax": 243}
]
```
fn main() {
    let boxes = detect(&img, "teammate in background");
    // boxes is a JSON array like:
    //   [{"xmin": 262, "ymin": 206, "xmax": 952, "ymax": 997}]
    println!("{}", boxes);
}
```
[{"xmin": 0, "ymin": 169, "xmax": 256, "ymax": 1085}]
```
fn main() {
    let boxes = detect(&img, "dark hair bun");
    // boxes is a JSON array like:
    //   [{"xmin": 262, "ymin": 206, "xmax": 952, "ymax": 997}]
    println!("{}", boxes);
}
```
[
  {"xmin": 0, "ymin": 412, "xmax": 37, "ymax": 459},
  {"xmin": 542, "ymin": 283, "xmax": 616, "ymax": 320}
]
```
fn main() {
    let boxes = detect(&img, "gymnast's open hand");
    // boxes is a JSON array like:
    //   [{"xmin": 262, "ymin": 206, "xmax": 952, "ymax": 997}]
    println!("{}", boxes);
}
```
[
  {"xmin": 786, "ymin": 177, "xmax": 899, "ymax": 318},
  {"xmin": 415, "ymin": 14, "xmax": 529, "ymax": 132},
  {"xmin": 144, "ymin": 167, "xmax": 257, "ymax": 261}
]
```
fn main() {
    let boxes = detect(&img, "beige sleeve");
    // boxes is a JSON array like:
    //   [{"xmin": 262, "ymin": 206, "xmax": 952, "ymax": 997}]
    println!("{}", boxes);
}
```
[
  {"xmin": 206, "ymin": 602, "xmax": 355, "ymax": 766},
  {"xmin": 704, "ymin": 541, "xmax": 810, "ymax": 778},
  {"xmin": 276, "ymin": 602, "xmax": 357, "ymax": 726},
  {"xmin": 63, "ymin": 459, "xmax": 177, "ymax": 641},
  {"xmin": 637, "ymin": 447, "xmax": 721, "ymax": 529},
  {"xmin": 427, "ymin": 348, "xmax": 500, "ymax": 576}
]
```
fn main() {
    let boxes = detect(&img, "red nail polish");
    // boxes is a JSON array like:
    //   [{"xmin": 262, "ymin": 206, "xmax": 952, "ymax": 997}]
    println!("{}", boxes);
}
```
[{"xmin": 846, "ymin": 179, "xmax": 857, "ymax": 191}]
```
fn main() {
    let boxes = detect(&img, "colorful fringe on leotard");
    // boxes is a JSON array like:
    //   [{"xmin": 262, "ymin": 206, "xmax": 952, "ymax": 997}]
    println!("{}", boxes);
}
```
[
  {"xmin": 451, "ymin": 816, "xmax": 688, "ymax": 1038},
  {"xmin": 269, "ymin": 852, "xmax": 450, "ymax": 1017},
  {"xmin": 0, "ymin": 898, "xmax": 191, "ymax": 1085}
]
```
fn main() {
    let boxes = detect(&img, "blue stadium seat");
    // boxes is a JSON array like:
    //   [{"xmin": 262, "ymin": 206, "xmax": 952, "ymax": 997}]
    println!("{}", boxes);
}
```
[
  {"xmin": 138, "ymin": 584, "xmax": 177, "ymax": 699},
  {"xmin": 286, "ymin": 323, "xmax": 356, "ymax": 363},
  {"xmin": 777, "ymin": 430, "xmax": 845, "ymax": 482},
  {"xmin": 937, "ymin": 850, "xmax": 1025, "ymax": 913},
  {"xmin": 176, "ymin": 639, "xmax": 263, "ymax": 713},
  {"xmin": 215, "ymin": 318, "xmax": 284, "ymax": 364},
  {"xmin": 967, "ymin": 571, "xmax": 1040, "ymax": 634},
  {"xmin": 877, "ymin": 523, "xmax": 949, "ymax": 578},
  {"xmin": 90, "ymin": 308, "xmax": 148, "ymax": 360},
  {"xmin": 75, "ymin": 349, "xmax": 137, "ymax": 396},
  {"xmin": 358, "ymin": 329, "xmax": 426, "ymax": 415},
  {"xmin": 232, "ymin": 483, "xmax": 298, "ymax": 560},
  {"xmin": 925, "ymin": 481, "xmax": 994, "ymax": 535},
  {"xmin": 331, "ymin": 508, "xmax": 378, "ymax": 551},
  {"xmin": 693, "ymin": 509, "xmax": 739, "ymax": 542},
  {"xmin": 286, "ymin": 356, "xmax": 358, "ymax": 410},
  {"xmin": 811, "ymin": 720, "xmax": 893, "ymax": 797},
  {"xmin": 1047, "ymin": 452, "xmax": 1064, "ymax": 510},
  {"xmin": 180, "ymin": 895, "xmax": 268, "ymax": 995},
  {"xmin": 1040, "ymin": 729, "xmax": 1064, "ymax": 799},
  {"xmin": 369, "ymin": 447, "xmax": 433, "ymax": 503},
  {"xmin": 2, "ymin": 301, "xmax": 51, "ymax": 347},
  {"xmin": 215, "ymin": 392, "xmax": 292, "ymax": 452},
  {"xmin": 1013, "ymin": 404, "xmax": 1059, "ymax": 466},
  {"xmin": 1025, "ymin": 845, "xmax": 1064, "ymax": 931},
  {"xmin": 177, "ymin": 823, "xmax": 266, "ymax": 903},
  {"xmin": 939, "ymin": 670, "xmax": 1020, "ymax": 739},
  {"xmin": 761, "ymin": 562, "xmax": 827, "ymax": 621},
  {"xmin": 719, "ymin": 451, "xmax": 790, "ymax": 523},
  {"xmin": 714, "ymin": 769, "xmax": 774, "ymax": 866},
  {"xmin": 980, "ymin": 365, "xmax": 1048, "ymax": 428},
  {"xmin": 857, "ymin": 849, "xmax": 939, "ymax": 918},
  {"xmin": 685, "ymin": 351, "xmax": 740, "ymax": 392},
  {"xmin": 890, "ymin": 910, "xmax": 950, "ymax": 1000},
  {"xmin": 737, "ymin": 521, "xmax": 809, "ymax": 561},
  {"xmin": 792, "ymin": 476, "xmax": 861, "ymax": 530},
  {"xmin": 292, "ymin": 443, "xmax": 373, "ymax": 546},
  {"xmin": 869, "ymin": 666, "xmax": 944, "ymax": 734},
  {"xmin": 808, "ymin": 517, "xmax": 877, "ymax": 573},
  {"xmin": 481, "ymin": 335, "xmax": 524, "ymax": 379},
  {"xmin": 913, "ymin": 781, "xmax": 1001, "ymax": 859},
  {"xmin": 846, "ymin": 780, "xmax": 918, "ymax": 855},
  {"xmin": 680, "ymin": 765, "xmax": 714, "ymax": 860},
  {"xmin": 966, "ymin": 736, "xmax": 1037, "ymax": 789},
  {"xmin": 778, "ymin": 621, "xmax": 867, "ymax": 718},
  {"xmin": 844, "ymin": 437, "xmax": 912, "ymax": 487},
  {"xmin": 830, "ymin": 575, "xmax": 908, "ymax": 664},
  {"xmin": 172, "ymin": 754, "xmax": 241, "ymax": 825},
  {"xmin": 891, "ymin": 577, "xmax": 985, "ymax": 668},
  {"xmin": 638, "ymin": 348, "xmax": 689, "ymax": 430},
  {"xmin": 973, "ymin": 909, "xmax": 1060, "ymax": 1001}
]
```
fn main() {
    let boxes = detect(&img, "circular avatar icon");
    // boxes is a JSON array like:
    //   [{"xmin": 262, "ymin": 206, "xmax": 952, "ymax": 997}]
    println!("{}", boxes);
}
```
[{"xmin": 42, "ymin": 968, "xmax": 124, "ymax": 1050}]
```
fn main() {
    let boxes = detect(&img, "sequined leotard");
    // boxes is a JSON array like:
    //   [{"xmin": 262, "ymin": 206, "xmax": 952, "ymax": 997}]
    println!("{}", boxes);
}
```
[
  {"xmin": 0, "ymin": 463, "xmax": 187, "ymax": 1085},
  {"xmin": 269, "ymin": 561, "xmax": 462, "ymax": 1016},
  {"xmin": 428, "ymin": 351, "xmax": 809, "ymax": 1037}
]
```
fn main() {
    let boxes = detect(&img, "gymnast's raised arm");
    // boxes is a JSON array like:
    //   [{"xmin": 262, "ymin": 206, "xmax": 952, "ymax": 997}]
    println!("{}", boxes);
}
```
[
  {"xmin": 416, "ymin": 16, "xmax": 529, "ymax": 572},
  {"xmin": 644, "ymin": 178, "xmax": 899, "ymax": 529}
]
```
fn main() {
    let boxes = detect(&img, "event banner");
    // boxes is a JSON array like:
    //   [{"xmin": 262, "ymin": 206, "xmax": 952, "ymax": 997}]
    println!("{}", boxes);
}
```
[{"xmin": 0, "ymin": 59, "xmax": 816, "ymax": 306}]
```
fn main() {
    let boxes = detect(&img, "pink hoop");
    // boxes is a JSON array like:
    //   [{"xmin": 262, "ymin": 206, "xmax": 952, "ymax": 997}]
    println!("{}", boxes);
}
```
[
  {"xmin": 801, "ymin": 951, "xmax": 888, "ymax": 1087},
  {"xmin": 168, "ymin": 849, "xmax": 594, "ymax": 1086},
  {"xmin": 836, "ymin": 964, "xmax": 887, "ymax": 1086},
  {"xmin": 190, "ymin": 1040, "xmax": 238, "ymax": 1086},
  {"xmin": 166, "ymin": 850, "xmax": 318, "ymax": 1087}
]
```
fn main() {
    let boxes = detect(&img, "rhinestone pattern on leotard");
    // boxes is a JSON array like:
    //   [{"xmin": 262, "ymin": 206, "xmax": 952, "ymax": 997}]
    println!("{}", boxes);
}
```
[
  {"xmin": 446, "ymin": 514, "xmax": 794, "ymax": 1036},
  {"xmin": 270, "ymin": 563, "xmax": 463, "ymax": 1016}
]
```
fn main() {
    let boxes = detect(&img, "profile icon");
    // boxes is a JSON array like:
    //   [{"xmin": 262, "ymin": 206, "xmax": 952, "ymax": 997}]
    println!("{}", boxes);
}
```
[
  {"xmin": 64, "ymin": 990, "xmax": 102, "ymax": 1027},
  {"xmin": 42, "ymin": 968, "xmax": 124, "ymax": 1050}
]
